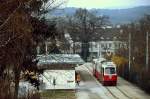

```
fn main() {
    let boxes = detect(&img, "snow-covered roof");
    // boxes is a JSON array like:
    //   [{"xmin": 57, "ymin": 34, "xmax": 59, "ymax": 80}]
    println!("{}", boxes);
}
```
[{"xmin": 37, "ymin": 54, "xmax": 84, "ymax": 69}]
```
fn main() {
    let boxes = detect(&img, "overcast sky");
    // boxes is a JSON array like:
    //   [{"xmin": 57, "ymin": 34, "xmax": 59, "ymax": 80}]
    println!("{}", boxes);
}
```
[{"xmin": 66, "ymin": 0, "xmax": 150, "ymax": 9}]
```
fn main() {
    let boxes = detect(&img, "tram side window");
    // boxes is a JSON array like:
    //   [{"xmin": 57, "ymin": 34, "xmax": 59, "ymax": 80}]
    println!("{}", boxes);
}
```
[{"xmin": 105, "ymin": 67, "xmax": 116, "ymax": 74}]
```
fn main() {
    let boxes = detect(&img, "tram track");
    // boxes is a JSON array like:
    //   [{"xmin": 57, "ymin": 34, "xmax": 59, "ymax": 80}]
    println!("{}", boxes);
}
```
[
  {"xmin": 83, "ymin": 63, "xmax": 150, "ymax": 99},
  {"xmin": 85, "ymin": 63, "xmax": 125, "ymax": 99},
  {"xmin": 106, "ymin": 86, "xmax": 133, "ymax": 99},
  {"xmin": 116, "ymin": 86, "xmax": 133, "ymax": 99},
  {"xmin": 85, "ymin": 63, "xmax": 132, "ymax": 99},
  {"xmin": 105, "ymin": 87, "xmax": 120, "ymax": 99}
]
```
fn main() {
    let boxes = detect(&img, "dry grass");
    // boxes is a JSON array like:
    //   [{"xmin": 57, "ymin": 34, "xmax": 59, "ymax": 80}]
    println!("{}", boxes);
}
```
[{"xmin": 40, "ymin": 90, "xmax": 76, "ymax": 99}]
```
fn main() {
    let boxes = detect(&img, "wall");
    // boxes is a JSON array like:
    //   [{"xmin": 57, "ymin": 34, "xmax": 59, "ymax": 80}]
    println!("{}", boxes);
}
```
[{"xmin": 40, "ymin": 70, "xmax": 75, "ymax": 90}]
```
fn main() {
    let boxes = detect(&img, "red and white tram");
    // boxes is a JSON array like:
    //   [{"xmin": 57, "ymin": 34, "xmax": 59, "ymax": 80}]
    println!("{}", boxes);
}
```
[{"xmin": 92, "ymin": 58, "xmax": 117, "ymax": 86}]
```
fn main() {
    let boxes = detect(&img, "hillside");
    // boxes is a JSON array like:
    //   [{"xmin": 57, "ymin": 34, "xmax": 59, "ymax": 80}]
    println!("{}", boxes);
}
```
[{"xmin": 46, "ymin": 6, "xmax": 150, "ymax": 25}]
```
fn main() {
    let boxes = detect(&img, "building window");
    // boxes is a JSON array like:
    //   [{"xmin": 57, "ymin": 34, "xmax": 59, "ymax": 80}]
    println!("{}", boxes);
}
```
[
  {"xmin": 119, "ymin": 43, "xmax": 122, "ymax": 48},
  {"xmin": 89, "ymin": 43, "xmax": 92, "ymax": 48},
  {"xmin": 95, "ymin": 43, "xmax": 97, "ymax": 48},
  {"xmin": 115, "ymin": 43, "xmax": 118, "ymax": 48},
  {"xmin": 101, "ymin": 43, "xmax": 104, "ymax": 48},
  {"xmin": 109, "ymin": 43, "xmax": 112, "ymax": 48}
]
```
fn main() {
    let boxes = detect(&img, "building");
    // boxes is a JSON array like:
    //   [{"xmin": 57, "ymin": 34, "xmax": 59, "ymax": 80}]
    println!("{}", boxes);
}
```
[
  {"xmin": 89, "ymin": 38, "xmax": 127, "ymax": 58},
  {"xmin": 36, "ymin": 27, "xmax": 127, "ymax": 60},
  {"xmin": 37, "ymin": 54, "xmax": 84, "ymax": 90},
  {"xmin": 87, "ymin": 26, "xmax": 127, "ymax": 59}
]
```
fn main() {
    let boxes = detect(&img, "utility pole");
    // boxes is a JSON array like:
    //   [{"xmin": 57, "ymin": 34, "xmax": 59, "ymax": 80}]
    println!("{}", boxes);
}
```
[
  {"xmin": 129, "ymin": 32, "xmax": 131, "ymax": 72},
  {"xmin": 73, "ymin": 42, "xmax": 75, "ymax": 54},
  {"xmin": 99, "ymin": 42, "xmax": 102, "ymax": 58},
  {"xmin": 98, "ymin": 42, "xmax": 100, "ymax": 58},
  {"xmin": 146, "ymin": 32, "xmax": 149, "ymax": 71},
  {"xmin": 45, "ymin": 41, "xmax": 48, "ymax": 55}
]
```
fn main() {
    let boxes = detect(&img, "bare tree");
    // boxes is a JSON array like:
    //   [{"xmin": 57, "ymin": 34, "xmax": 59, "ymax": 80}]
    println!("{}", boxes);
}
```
[
  {"xmin": 66, "ymin": 8, "xmax": 109, "ymax": 61},
  {"xmin": 0, "ymin": 0, "xmax": 65, "ymax": 98}
]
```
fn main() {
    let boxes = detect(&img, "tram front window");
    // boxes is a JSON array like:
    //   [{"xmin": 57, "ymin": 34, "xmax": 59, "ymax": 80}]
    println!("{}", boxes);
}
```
[{"xmin": 105, "ymin": 67, "xmax": 116, "ymax": 74}]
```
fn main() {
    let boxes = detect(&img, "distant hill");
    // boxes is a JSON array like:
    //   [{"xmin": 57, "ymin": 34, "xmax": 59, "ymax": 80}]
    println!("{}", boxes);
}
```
[{"xmin": 46, "ymin": 6, "xmax": 150, "ymax": 25}]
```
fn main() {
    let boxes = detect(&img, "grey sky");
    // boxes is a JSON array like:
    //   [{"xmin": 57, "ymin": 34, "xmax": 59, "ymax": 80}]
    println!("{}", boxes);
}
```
[{"xmin": 67, "ymin": 0, "xmax": 150, "ymax": 9}]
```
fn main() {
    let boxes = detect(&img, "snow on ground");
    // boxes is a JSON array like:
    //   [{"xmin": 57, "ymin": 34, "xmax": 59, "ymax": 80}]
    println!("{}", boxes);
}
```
[
  {"xmin": 39, "ymin": 70, "xmax": 75, "ymax": 90},
  {"xmin": 18, "ymin": 81, "xmax": 37, "ymax": 98}
]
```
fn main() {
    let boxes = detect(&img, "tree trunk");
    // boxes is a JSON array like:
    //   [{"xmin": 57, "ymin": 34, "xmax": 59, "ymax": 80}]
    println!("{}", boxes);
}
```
[
  {"xmin": 81, "ymin": 42, "xmax": 89, "ymax": 61},
  {"xmin": 14, "ymin": 66, "xmax": 21, "ymax": 99}
]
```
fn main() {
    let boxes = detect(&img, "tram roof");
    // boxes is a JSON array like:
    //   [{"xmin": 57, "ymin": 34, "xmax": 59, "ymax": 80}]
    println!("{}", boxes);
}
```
[
  {"xmin": 102, "ymin": 61, "xmax": 116, "ymax": 67},
  {"xmin": 95, "ymin": 58, "xmax": 106, "ymax": 63}
]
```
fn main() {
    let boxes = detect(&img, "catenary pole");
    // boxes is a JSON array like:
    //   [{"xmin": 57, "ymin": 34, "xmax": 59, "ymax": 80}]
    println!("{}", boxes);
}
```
[
  {"xmin": 129, "ymin": 32, "xmax": 131, "ymax": 72},
  {"xmin": 146, "ymin": 32, "xmax": 149, "ymax": 71}
]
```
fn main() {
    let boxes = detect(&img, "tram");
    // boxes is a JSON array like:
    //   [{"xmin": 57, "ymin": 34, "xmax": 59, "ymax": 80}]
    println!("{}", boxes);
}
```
[{"xmin": 92, "ymin": 58, "xmax": 117, "ymax": 86}]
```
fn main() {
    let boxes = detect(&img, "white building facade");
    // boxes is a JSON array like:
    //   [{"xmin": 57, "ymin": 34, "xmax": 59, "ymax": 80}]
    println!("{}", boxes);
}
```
[{"xmin": 89, "ymin": 40, "xmax": 127, "ymax": 58}]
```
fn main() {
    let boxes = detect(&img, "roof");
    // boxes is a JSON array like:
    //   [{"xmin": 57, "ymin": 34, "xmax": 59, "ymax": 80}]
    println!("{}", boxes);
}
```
[
  {"xmin": 97, "ymin": 58, "xmax": 106, "ymax": 62},
  {"xmin": 37, "ymin": 54, "xmax": 84, "ymax": 69},
  {"xmin": 102, "ymin": 61, "xmax": 116, "ymax": 68}
]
